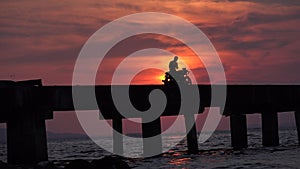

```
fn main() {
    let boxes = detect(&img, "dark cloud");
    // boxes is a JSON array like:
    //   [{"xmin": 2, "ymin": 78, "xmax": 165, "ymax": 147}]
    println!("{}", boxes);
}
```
[
  {"xmin": 223, "ymin": 39, "xmax": 289, "ymax": 52},
  {"xmin": 227, "ymin": 0, "xmax": 300, "ymax": 6},
  {"xmin": 115, "ymin": 2, "xmax": 142, "ymax": 11}
]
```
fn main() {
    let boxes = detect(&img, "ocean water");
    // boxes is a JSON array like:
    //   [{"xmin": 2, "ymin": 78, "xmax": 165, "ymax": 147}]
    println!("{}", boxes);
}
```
[{"xmin": 0, "ymin": 128, "xmax": 299, "ymax": 168}]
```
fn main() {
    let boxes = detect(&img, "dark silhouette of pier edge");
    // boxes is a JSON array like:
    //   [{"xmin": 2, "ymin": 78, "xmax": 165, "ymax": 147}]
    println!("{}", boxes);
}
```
[{"xmin": 0, "ymin": 79, "xmax": 300, "ymax": 164}]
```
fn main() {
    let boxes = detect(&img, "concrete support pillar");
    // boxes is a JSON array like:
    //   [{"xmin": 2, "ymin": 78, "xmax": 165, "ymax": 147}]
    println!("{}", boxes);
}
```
[
  {"xmin": 230, "ymin": 114, "xmax": 248, "ymax": 149},
  {"xmin": 112, "ymin": 117, "xmax": 123, "ymax": 155},
  {"xmin": 184, "ymin": 114, "xmax": 198, "ymax": 153},
  {"xmin": 7, "ymin": 111, "xmax": 48, "ymax": 164},
  {"xmin": 142, "ymin": 118, "xmax": 162, "ymax": 157},
  {"xmin": 294, "ymin": 111, "xmax": 300, "ymax": 146},
  {"xmin": 261, "ymin": 112, "xmax": 279, "ymax": 147},
  {"xmin": 7, "ymin": 85, "xmax": 48, "ymax": 164}
]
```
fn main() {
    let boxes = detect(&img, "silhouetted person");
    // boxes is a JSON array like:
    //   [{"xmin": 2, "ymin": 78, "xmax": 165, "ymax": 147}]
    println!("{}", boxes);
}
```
[
  {"xmin": 163, "ymin": 56, "xmax": 192, "ymax": 85},
  {"xmin": 169, "ymin": 56, "xmax": 179, "ymax": 73}
]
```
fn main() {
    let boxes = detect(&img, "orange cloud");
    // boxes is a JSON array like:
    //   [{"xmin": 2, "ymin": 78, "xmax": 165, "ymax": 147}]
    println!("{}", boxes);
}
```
[{"xmin": 0, "ymin": 0, "xmax": 299, "ymax": 85}]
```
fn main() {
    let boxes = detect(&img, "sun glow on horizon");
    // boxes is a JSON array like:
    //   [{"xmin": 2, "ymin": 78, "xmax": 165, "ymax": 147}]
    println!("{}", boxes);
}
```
[{"xmin": 158, "ymin": 73, "xmax": 166, "ymax": 84}]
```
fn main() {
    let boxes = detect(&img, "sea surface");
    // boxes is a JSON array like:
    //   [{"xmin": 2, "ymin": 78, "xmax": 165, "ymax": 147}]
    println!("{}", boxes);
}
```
[{"xmin": 0, "ymin": 128, "xmax": 299, "ymax": 168}]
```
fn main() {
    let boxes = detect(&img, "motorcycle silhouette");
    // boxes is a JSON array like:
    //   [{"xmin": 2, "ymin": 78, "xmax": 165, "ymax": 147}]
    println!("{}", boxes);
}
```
[{"xmin": 162, "ymin": 68, "xmax": 192, "ymax": 85}]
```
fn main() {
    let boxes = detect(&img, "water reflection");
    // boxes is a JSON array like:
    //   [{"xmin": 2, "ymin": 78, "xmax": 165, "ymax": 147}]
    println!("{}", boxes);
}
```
[{"xmin": 169, "ymin": 157, "xmax": 191, "ymax": 166}]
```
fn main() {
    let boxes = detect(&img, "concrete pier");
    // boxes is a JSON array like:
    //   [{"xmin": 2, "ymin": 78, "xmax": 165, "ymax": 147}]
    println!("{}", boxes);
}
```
[
  {"xmin": 112, "ymin": 117, "xmax": 124, "ymax": 155},
  {"xmin": 184, "ymin": 114, "xmax": 198, "ymax": 153},
  {"xmin": 261, "ymin": 112, "xmax": 279, "ymax": 146},
  {"xmin": 142, "ymin": 118, "xmax": 162, "ymax": 156},
  {"xmin": 1, "ymin": 82, "xmax": 300, "ymax": 163},
  {"xmin": 295, "ymin": 111, "xmax": 300, "ymax": 145},
  {"xmin": 230, "ymin": 114, "xmax": 248, "ymax": 149}
]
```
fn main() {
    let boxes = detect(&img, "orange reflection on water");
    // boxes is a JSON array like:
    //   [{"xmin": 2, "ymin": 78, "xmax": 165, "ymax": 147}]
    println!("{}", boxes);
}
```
[{"xmin": 168, "ymin": 157, "xmax": 191, "ymax": 167}]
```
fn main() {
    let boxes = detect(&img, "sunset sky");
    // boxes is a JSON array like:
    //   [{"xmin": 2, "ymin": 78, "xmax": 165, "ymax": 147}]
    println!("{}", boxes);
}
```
[{"xmin": 0, "ymin": 0, "xmax": 300, "ymax": 134}]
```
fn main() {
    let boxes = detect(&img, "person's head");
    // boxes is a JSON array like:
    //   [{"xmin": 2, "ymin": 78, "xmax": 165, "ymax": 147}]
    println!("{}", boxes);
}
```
[{"xmin": 174, "ymin": 56, "xmax": 178, "ymax": 61}]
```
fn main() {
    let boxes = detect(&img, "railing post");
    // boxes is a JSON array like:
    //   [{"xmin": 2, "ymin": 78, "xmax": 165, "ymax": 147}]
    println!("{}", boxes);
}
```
[
  {"xmin": 261, "ymin": 112, "xmax": 279, "ymax": 146},
  {"xmin": 230, "ymin": 114, "xmax": 248, "ymax": 149},
  {"xmin": 142, "ymin": 118, "xmax": 162, "ymax": 157},
  {"xmin": 184, "ymin": 114, "xmax": 198, "ymax": 153},
  {"xmin": 112, "ymin": 117, "xmax": 124, "ymax": 155},
  {"xmin": 295, "ymin": 111, "xmax": 300, "ymax": 146}
]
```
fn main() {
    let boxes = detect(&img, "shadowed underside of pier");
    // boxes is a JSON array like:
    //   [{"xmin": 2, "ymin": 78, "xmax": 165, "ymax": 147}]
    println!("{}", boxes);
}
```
[{"xmin": 0, "ymin": 79, "xmax": 300, "ymax": 164}]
